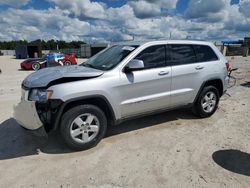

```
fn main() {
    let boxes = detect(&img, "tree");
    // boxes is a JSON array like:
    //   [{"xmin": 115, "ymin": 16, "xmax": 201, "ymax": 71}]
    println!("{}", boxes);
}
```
[{"xmin": 0, "ymin": 39, "xmax": 86, "ymax": 50}]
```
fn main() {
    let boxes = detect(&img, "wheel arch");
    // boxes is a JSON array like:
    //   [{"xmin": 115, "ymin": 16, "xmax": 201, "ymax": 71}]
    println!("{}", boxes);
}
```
[
  {"xmin": 52, "ymin": 95, "xmax": 116, "ymax": 131},
  {"xmin": 64, "ymin": 60, "xmax": 72, "ymax": 65},
  {"xmin": 194, "ymin": 78, "xmax": 224, "ymax": 104}
]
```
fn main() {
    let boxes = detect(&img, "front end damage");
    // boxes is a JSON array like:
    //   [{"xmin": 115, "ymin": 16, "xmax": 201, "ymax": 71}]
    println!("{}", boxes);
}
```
[
  {"xmin": 14, "ymin": 65, "xmax": 104, "ymax": 136},
  {"xmin": 13, "ymin": 88, "xmax": 63, "ymax": 136},
  {"xmin": 35, "ymin": 99, "xmax": 63, "ymax": 132},
  {"xmin": 14, "ymin": 100, "xmax": 43, "ymax": 130}
]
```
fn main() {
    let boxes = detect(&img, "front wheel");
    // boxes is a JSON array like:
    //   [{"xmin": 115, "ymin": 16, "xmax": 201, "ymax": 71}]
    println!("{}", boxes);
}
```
[
  {"xmin": 32, "ymin": 62, "xmax": 41, "ymax": 71},
  {"xmin": 192, "ymin": 86, "xmax": 219, "ymax": 118},
  {"xmin": 60, "ymin": 105, "xmax": 107, "ymax": 150}
]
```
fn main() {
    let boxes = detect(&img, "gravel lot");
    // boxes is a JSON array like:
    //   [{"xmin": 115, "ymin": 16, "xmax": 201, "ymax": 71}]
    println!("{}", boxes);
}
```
[{"xmin": 0, "ymin": 56, "xmax": 250, "ymax": 188}]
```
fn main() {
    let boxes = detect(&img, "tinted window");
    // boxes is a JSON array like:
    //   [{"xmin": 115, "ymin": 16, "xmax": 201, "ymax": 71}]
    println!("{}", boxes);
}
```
[
  {"xmin": 169, "ymin": 44, "xmax": 196, "ymax": 65},
  {"xmin": 193, "ymin": 45, "xmax": 218, "ymax": 62},
  {"xmin": 135, "ymin": 45, "xmax": 166, "ymax": 69}
]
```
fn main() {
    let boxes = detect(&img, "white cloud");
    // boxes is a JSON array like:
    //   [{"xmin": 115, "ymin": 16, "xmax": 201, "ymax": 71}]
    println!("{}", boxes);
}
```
[
  {"xmin": 47, "ymin": 0, "xmax": 106, "ymax": 19},
  {"xmin": 185, "ymin": 0, "xmax": 228, "ymax": 22},
  {"xmin": 128, "ymin": 0, "xmax": 177, "ymax": 18},
  {"xmin": 184, "ymin": 0, "xmax": 250, "ymax": 37},
  {"xmin": 128, "ymin": 1, "xmax": 161, "ymax": 18},
  {"xmin": 0, "ymin": 0, "xmax": 29, "ymax": 7},
  {"xmin": 0, "ymin": 0, "xmax": 249, "ymax": 42},
  {"xmin": 0, "ymin": 7, "xmax": 90, "ymax": 41},
  {"xmin": 239, "ymin": 0, "xmax": 250, "ymax": 17},
  {"xmin": 129, "ymin": 0, "xmax": 177, "ymax": 9},
  {"xmin": 223, "ymin": 3, "xmax": 250, "ymax": 32}
]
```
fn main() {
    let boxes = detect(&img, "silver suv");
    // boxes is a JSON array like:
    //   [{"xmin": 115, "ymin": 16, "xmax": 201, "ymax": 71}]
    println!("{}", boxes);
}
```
[{"xmin": 14, "ymin": 40, "xmax": 230, "ymax": 150}]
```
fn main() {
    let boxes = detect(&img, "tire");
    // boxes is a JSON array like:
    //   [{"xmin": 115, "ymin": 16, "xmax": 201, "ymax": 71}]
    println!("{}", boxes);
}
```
[
  {"xmin": 192, "ymin": 86, "xmax": 219, "ymax": 118},
  {"xmin": 64, "ymin": 61, "xmax": 71, "ymax": 66},
  {"xmin": 60, "ymin": 105, "xmax": 107, "ymax": 150},
  {"xmin": 32, "ymin": 62, "xmax": 41, "ymax": 71}
]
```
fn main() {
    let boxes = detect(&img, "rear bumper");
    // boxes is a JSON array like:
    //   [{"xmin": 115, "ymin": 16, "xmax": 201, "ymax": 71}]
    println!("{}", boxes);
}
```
[
  {"xmin": 224, "ymin": 75, "xmax": 230, "ymax": 91},
  {"xmin": 14, "ymin": 100, "xmax": 43, "ymax": 130}
]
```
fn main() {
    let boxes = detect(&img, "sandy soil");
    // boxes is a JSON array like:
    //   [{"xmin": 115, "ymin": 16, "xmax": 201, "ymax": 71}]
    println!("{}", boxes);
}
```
[{"xmin": 0, "ymin": 56, "xmax": 250, "ymax": 188}]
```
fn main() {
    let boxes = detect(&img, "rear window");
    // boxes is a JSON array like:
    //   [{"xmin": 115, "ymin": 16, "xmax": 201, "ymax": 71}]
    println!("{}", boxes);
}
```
[
  {"xmin": 193, "ymin": 45, "xmax": 218, "ymax": 62},
  {"xmin": 169, "ymin": 44, "xmax": 196, "ymax": 65}
]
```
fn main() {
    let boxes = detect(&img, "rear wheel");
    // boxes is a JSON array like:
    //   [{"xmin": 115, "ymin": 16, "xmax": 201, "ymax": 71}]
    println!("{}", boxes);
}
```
[
  {"xmin": 60, "ymin": 105, "xmax": 107, "ymax": 150},
  {"xmin": 64, "ymin": 61, "xmax": 71, "ymax": 66},
  {"xmin": 32, "ymin": 62, "xmax": 41, "ymax": 71},
  {"xmin": 192, "ymin": 86, "xmax": 219, "ymax": 118}
]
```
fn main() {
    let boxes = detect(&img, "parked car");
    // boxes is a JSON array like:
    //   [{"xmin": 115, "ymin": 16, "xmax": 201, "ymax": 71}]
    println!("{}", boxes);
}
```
[
  {"xmin": 14, "ymin": 40, "xmax": 230, "ymax": 150},
  {"xmin": 20, "ymin": 53, "xmax": 77, "ymax": 71}
]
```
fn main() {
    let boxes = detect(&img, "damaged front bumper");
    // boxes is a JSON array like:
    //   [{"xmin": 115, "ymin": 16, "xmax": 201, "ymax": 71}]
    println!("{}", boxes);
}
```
[
  {"xmin": 14, "ymin": 89, "xmax": 63, "ymax": 135},
  {"xmin": 14, "ymin": 100, "xmax": 44, "ymax": 130},
  {"xmin": 14, "ymin": 88, "xmax": 45, "ymax": 133}
]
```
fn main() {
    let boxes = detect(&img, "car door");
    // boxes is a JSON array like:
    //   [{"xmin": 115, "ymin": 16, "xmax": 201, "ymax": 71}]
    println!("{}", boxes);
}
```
[
  {"xmin": 169, "ymin": 44, "xmax": 207, "ymax": 107},
  {"xmin": 118, "ymin": 45, "xmax": 172, "ymax": 118}
]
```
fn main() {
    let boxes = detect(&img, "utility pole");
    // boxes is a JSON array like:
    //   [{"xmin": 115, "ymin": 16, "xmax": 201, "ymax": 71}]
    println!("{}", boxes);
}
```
[{"xmin": 89, "ymin": 24, "xmax": 92, "ymax": 44}]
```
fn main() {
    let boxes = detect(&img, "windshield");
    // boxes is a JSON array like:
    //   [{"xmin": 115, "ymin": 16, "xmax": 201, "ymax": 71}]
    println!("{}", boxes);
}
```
[{"xmin": 80, "ymin": 45, "xmax": 138, "ymax": 70}]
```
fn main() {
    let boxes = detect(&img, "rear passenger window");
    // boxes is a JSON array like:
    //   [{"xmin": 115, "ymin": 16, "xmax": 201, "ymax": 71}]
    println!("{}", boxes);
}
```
[
  {"xmin": 135, "ymin": 45, "xmax": 166, "ymax": 69},
  {"xmin": 169, "ymin": 45, "xmax": 196, "ymax": 65},
  {"xmin": 193, "ymin": 45, "xmax": 218, "ymax": 62}
]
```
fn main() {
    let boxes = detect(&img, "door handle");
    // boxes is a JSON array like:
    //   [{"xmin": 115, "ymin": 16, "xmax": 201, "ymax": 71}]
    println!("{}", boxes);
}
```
[
  {"xmin": 195, "ymin": 66, "xmax": 204, "ymax": 70},
  {"xmin": 158, "ymin": 71, "xmax": 169, "ymax": 76}
]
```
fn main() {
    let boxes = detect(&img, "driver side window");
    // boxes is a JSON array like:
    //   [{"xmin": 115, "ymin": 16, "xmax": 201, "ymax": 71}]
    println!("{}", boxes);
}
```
[{"xmin": 135, "ymin": 45, "xmax": 166, "ymax": 69}]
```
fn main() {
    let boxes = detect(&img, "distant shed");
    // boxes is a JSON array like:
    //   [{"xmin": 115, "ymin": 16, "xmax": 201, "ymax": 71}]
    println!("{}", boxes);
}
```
[
  {"xmin": 15, "ymin": 45, "xmax": 42, "ymax": 59},
  {"xmin": 221, "ymin": 39, "xmax": 249, "ymax": 56},
  {"xmin": 91, "ymin": 43, "xmax": 108, "ymax": 56},
  {"xmin": 80, "ymin": 43, "xmax": 108, "ymax": 58},
  {"xmin": 221, "ymin": 40, "xmax": 243, "ymax": 45}
]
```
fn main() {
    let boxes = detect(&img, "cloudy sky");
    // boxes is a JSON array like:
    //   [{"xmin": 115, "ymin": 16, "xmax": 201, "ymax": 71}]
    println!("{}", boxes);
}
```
[{"xmin": 0, "ymin": 0, "xmax": 249, "ymax": 42}]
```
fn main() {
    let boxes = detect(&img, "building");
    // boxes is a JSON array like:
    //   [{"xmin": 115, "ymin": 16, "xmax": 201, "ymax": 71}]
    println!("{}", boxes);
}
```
[
  {"xmin": 80, "ymin": 43, "xmax": 108, "ymax": 58},
  {"xmin": 15, "ymin": 45, "xmax": 42, "ymax": 59},
  {"xmin": 220, "ymin": 38, "xmax": 249, "ymax": 57},
  {"xmin": 243, "ymin": 37, "xmax": 250, "ymax": 56}
]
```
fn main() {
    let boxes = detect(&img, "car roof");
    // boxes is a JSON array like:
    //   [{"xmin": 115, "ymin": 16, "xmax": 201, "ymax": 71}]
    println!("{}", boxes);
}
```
[{"xmin": 112, "ymin": 40, "xmax": 213, "ymax": 47}]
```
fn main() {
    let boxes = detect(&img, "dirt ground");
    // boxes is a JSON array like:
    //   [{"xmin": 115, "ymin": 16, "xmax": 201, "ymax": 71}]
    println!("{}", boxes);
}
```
[{"xmin": 0, "ymin": 56, "xmax": 250, "ymax": 188}]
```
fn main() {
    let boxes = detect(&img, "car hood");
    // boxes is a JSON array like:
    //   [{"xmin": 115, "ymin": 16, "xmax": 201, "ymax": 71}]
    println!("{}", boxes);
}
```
[
  {"xmin": 22, "ymin": 58, "xmax": 44, "ymax": 64},
  {"xmin": 22, "ymin": 65, "xmax": 104, "ymax": 88}
]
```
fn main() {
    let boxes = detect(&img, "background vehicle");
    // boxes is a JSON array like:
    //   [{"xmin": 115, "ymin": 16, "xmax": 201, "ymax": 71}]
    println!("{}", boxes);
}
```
[
  {"xmin": 20, "ymin": 53, "xmax": 77, "ymax": 71},
  {"xmin": 14, "ymin": 40, "xmax": 230, "ymax": 150}
]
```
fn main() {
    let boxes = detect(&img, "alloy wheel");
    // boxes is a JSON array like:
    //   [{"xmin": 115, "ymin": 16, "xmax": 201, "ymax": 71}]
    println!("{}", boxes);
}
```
[
  {"xmin": 70, "ymin": 113, "xmax": 100, "ymax": 144},
  {"xmin": 201, "ymin": 91, "xmax": 217, "ymax": 113}
]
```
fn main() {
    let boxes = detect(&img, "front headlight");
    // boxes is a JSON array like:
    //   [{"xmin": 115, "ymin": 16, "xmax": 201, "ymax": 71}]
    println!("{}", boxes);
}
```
[{"xmin": 28, "ymin": 89, "xmax": 53, "ymax": 102}]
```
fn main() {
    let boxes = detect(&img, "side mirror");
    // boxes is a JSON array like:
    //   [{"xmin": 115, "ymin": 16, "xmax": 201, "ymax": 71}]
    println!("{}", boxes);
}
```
[{"xmin": 124, "ymin": 59, "xmax": 144, "ymax": 72}]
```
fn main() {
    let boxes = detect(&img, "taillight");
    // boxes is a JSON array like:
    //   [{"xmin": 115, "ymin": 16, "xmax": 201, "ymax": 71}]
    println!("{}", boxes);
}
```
[{"xmin": 226, "ymin": 61, "xmax": 231, "ymax": 72}]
